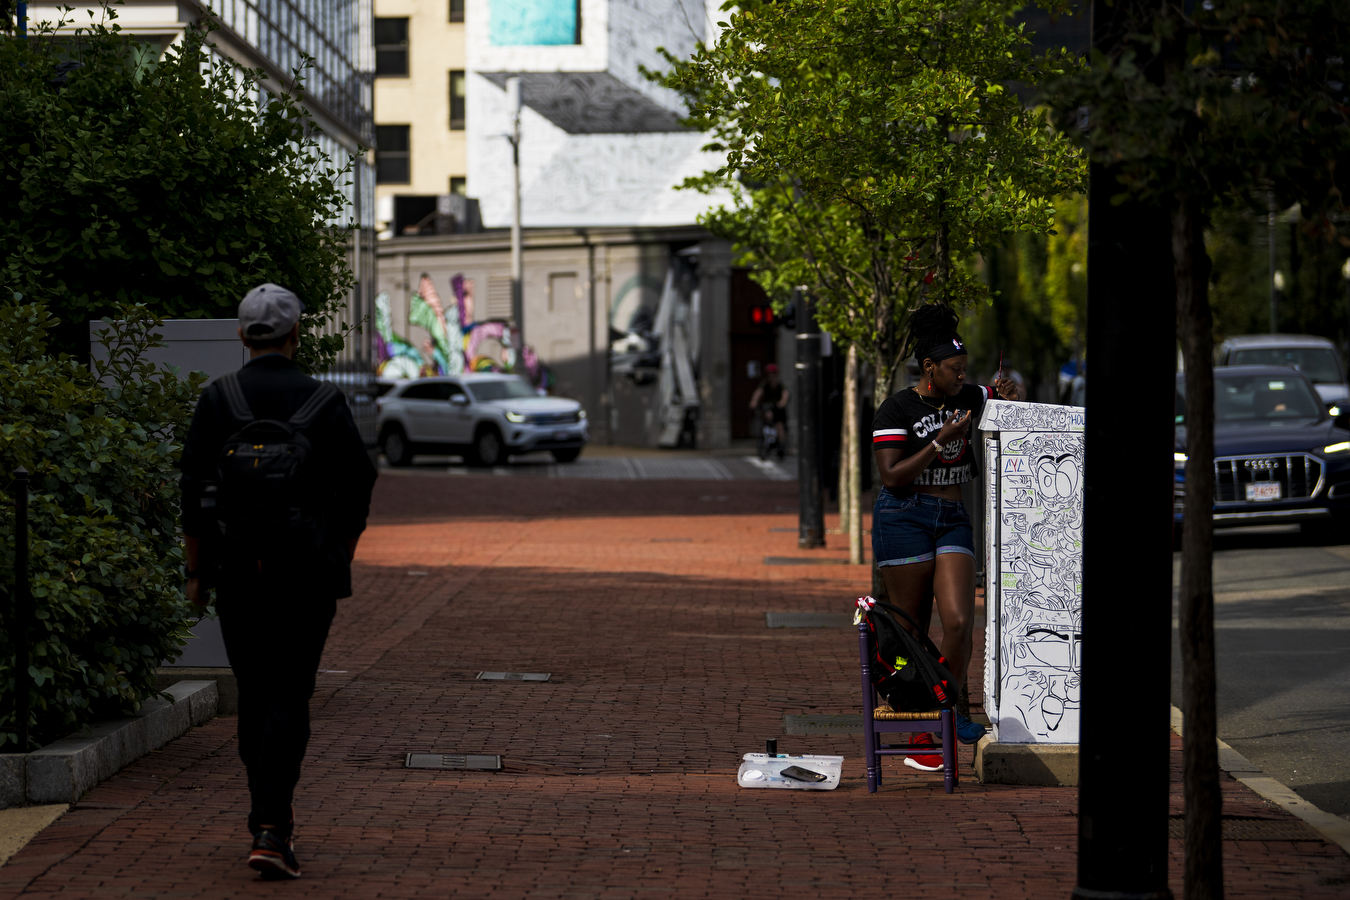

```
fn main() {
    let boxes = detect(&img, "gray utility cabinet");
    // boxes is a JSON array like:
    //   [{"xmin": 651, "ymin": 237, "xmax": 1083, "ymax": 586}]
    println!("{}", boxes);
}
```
[
  {"xmin": 90, "ymin": 318, "xmax": 245, "ymax": 667},
  {"xmin": 978, "ymin": 400, "xmax": 1086, "ymax": 744}
]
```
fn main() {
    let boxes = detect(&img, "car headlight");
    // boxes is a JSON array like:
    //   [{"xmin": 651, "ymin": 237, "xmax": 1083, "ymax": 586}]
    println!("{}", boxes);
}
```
[
  {"xmin": 578, "ymin": 409, "xmax": 587, "ymax": 420},
  {"xmin": 505, "ymin": 411, "xmax": 526, "ymax": 423},
  {"xmin": 1324, "ymin": 441, "xmax": 1350, "ymax": 455},
  {"xmin": 1330, "ymin": 405, "xmax": 1342, "ymax": 417},
  {"xmin": 1173, "ymin": 452, "xmax": 1188, "ymax": 464}
]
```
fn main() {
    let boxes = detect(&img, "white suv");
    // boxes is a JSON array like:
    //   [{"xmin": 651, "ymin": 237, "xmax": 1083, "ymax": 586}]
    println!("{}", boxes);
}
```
[{"xmin": 376, "ymin": 374, "xmax": 588, "ymax": 467}]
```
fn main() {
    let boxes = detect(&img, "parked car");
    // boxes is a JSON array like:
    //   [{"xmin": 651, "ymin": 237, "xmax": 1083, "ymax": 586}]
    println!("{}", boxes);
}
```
[
  {"xmin": 1216, "ymin": 334, "xmax": 1349, "ymax": 413},
  {"xmin": 1174, "ymin": 366, "xmax": 1350, "ymax": 533},
  {"xmin": 376, "ymin": 374, "xmax": 588, "ymax": 467}
]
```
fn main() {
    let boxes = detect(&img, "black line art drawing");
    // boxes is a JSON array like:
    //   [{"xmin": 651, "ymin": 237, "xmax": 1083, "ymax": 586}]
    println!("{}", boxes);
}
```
[{"xmin": 981, "ymin": 400, "xmax": 1085, "ymax": 744}]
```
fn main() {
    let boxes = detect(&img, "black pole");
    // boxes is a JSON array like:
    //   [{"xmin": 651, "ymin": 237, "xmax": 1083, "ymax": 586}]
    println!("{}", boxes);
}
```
[
  {"xmin": 1073, "ymin": 148, "xmax": 1177, "ymax": 900},
  {"xmin": 796, "ymin": 290, "xmax": 824, "ymax": 549},
  {"xmin": 14, "ymin": 466, "xmax": 30, "ymax": 753}
]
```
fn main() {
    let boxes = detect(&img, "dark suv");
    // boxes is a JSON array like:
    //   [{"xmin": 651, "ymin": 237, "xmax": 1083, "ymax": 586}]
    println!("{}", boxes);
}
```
[{"xmin": 1175, "ymin": 366, "xmax": 1350, "ymax": 530}]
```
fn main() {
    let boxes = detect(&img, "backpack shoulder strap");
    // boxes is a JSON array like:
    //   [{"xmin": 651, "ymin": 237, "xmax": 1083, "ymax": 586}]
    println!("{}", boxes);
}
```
[
  {"xmin": 287, "ymin": 381, "xmax": 341, "ymax": 431},
  {"xmin": 871, "ymin": 600, "xmax": 951, "ymax": 663},
  {"xmin": 873, "ymin": 600, "xmax": 924, "ymax": 634},
  {"xmin": 215, "ymin": 372, "xmax": 254, "ymax": 423}
]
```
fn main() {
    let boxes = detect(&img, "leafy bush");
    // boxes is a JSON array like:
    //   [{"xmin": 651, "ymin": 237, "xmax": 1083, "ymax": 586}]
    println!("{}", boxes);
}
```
[
  {"xmin": 0, "ymin": 6, "xmax": 358, "ymax": 372},
  {"xmin": 0, "ymin": 300, "xmax": 203, "ymax": 750}
]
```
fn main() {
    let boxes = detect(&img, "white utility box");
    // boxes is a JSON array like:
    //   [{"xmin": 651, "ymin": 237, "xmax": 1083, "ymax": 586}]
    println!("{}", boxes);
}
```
[{"xmin": 978, "ymin": 400, "xmax": 1085, "ymax": 744}]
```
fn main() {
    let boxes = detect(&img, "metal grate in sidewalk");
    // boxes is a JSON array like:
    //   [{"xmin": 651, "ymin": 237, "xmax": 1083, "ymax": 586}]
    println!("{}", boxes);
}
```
[
  {"xmin": 1166, "ymin": 817, "xmax": 1325, "ymax": 841},
  {"xmin": 763, "ymin": 557, "xmax": 849, "ymax": 567},
  {"xmin": 783, "ymin": 714, "xmax": 864, "ymax": 734},
  {"xmin": 405, "ymin": 753, "xmax": 502, "ymax": 770},
  {"xmin": 477, "ymin": 672, "xmax": 551, "ymax": 681},
  {"xmin": 765, "ymin": 612, "xmax": 854, "ymax": 628}
]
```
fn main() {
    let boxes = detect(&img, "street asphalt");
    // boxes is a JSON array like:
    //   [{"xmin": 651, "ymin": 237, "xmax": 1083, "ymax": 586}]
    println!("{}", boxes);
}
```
[{"xmin": 1172, "ymin": 525, "xmax": 1350, "ymax": 822}]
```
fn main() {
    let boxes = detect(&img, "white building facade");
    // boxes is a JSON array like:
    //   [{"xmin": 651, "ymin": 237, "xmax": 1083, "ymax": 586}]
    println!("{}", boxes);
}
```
[{"xmin": 464, "ymin": 0, "xmax": 724, "ymax": 228}]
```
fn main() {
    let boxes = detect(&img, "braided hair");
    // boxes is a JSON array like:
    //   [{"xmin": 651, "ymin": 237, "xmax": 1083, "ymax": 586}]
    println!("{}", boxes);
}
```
[{"xmin": 904, "ymin": 304, "xmax": 964, "ymax": 366}]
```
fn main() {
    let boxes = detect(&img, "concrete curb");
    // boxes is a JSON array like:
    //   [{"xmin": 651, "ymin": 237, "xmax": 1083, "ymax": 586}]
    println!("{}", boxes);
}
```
[
  {"xmin": 1171, "ymin": 705, "xmax": 1350, "ymax": 856},
  {"xmin": 0, "ymin": 681, "xmax": 218, "ymax": 808},
  {"xmin": 973, "ymin": 737, "xmax": 1078, "ymax": 786},
  {"xmin": 156, "ymin": 667, "xmax": 237, "ymax": 715}
]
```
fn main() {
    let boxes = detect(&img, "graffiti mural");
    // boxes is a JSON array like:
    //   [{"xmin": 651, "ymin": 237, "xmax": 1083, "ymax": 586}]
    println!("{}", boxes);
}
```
[
  {"xmin": 375, "ymin": 273, "xmax": 551, "ymax": 389},
  {"xmin": 980, "ymin": 400, "xmax": 1085, "ymax": 745}
]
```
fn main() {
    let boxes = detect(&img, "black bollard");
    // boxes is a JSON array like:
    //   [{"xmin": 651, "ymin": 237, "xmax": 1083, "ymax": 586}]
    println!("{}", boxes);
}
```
[
  {"xmin": 14, "ymin": 466, "xmax": 30, "ymax": 753},
  {"xmin": 795, "ymin": 290, "xmax": 824, "ymax": 548}
]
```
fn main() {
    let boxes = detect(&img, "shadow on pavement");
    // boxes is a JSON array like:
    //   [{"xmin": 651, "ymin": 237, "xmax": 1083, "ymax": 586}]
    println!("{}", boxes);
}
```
[{"xmin": 369, "ymin": 470, "xmax": 808, "ymax": 523}]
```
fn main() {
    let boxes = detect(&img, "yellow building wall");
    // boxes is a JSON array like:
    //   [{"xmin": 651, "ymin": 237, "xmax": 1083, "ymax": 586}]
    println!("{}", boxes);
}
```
[{"xmin": 373, "ymin": 0, "xmax": 467, "ymax": 230}]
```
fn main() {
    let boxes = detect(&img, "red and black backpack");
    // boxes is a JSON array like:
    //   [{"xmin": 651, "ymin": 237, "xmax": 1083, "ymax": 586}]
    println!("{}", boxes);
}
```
[{"xmin": 857, "ymin": 596, "xmax": 956, "ymax": 712}]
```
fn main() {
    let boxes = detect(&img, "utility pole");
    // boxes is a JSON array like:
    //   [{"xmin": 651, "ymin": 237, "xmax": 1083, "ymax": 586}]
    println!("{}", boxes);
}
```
[
  {"xmin": 795, "ymin": 289, "xmax": 824, "ymax": 549},
  {"xmin": 15, "ymin": 467, "xmax": 31, "ymax": 753},
  {"xmin": 506, "ymin": 76, "xmax": 525, "ymax": 365},
  {"xmin": 1268, "ymin": 192, "xmax": 1278, "ymax": 334},
  {"xmin": 1073, "ymin": 3, "xmax": 1176, "ymax": 897}
]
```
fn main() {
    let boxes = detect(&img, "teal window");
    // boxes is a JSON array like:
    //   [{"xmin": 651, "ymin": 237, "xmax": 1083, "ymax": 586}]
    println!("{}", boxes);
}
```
[{"xmin": 489, "ymin": 0, "xmax": 579, "ymax": 45}]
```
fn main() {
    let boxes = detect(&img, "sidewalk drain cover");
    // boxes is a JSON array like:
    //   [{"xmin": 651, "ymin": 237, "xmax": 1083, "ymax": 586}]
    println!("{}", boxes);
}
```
[
  {"xmin": 477, "ymin": 672, "xmax": 551, "ymax": 681},
  {"xmin": 405, "ymin": 753, "xmax": 502, "ymax": 770},
  {"xmin": 1165, "ymin": 819, "xmax": 1322, "ymax": 841},
  {"xmin": 766, "ymin": 613, "xmax": 854, "ymax": 628},
  {"xmin": 763, "ymin": 556, "xmax": 848, "ymax": 566},
  {"xmin": 784, "ymin": 714, "xmax": 864, "ymax": 734}
]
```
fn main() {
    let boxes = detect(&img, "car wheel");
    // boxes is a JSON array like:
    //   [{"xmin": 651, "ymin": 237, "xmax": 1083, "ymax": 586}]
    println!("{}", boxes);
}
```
[
  {"xmin": 551, "ymin": 448, "xmax": 581, "ymax": 463},
  {"xmin": 470, "ymin": 427, "xmax": 505, "ymax": 467},
  {"xmin": 382, "ymin": 425, "xmax": 413, "ymax": 467}
]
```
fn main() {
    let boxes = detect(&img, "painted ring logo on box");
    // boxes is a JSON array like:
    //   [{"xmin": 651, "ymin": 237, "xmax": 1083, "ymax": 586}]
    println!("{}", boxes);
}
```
[{"xmin": 1244, "ymin": 458, "xmax": 1278, "ymax": 470}]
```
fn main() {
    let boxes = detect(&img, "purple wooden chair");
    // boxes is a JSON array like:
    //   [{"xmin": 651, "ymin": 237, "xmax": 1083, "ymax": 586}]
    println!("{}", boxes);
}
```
[{"xmin": 858, "ymin": 621, "xmax": 958, "ymax": 793}]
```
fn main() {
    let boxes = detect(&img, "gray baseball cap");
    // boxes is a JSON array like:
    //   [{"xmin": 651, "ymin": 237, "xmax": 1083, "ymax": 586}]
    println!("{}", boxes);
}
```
[{"xmin": 238, "ymin": 283, "xmax": 304, "ymax": 340}]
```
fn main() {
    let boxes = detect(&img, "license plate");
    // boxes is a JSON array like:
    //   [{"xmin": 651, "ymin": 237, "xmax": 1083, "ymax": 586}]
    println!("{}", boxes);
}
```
[
  {"xmin": 553, "ymin": 431, "xmax": 570, "ymax": 441},
  {"xmin": 1246, "ymin": 482, "xmax": 1282, "ymax": 502}
]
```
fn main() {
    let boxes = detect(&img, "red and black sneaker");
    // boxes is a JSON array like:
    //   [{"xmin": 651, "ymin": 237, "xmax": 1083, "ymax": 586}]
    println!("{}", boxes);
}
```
[
  {"xmin": 902, "ymin": 732, "xmax": 944, "ymax": 772},
  {"xmin": 249, "ymin": 829, "xmax": 301, "ymax": 880}
]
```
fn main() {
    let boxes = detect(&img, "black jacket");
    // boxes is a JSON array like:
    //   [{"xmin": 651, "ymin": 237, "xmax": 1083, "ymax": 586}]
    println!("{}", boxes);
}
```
[{"xmin": 179, "ymin": 354, "xmax": 377, "ymax": 600}]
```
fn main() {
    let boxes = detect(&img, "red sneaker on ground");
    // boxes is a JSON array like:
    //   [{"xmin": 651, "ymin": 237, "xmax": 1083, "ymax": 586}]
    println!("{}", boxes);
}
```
[{"xmin": 902, "ymin": 732, "xmax": 943, "ymax": 772}]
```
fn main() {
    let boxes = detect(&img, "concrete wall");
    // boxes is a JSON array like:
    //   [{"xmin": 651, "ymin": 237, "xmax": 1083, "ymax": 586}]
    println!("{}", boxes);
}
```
[{"xmin": 463, "ymin": 0, "xmax": 730, "ymax": 227}]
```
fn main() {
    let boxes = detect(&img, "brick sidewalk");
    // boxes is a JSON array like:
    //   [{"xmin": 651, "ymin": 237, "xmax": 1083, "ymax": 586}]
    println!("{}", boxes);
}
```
[{"xmin": 2, "ymin": 474, "xmax": 1347, "ymax": 898}]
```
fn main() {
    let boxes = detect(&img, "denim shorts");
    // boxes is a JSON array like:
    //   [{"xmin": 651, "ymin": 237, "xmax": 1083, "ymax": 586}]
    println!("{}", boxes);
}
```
[{"xmin": 871, "ymin": 489, "xmax": 976, "ymax": 567}]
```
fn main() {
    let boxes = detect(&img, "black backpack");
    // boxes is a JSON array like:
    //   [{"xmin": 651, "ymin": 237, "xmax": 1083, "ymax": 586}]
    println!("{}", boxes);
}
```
[
  {"xmin": 857, "ymin": 596, "xmax": 956, "ymax": 712},
  {"xmin": 212, "ymin": 372, "xmax": 339, "ymax": 568}
]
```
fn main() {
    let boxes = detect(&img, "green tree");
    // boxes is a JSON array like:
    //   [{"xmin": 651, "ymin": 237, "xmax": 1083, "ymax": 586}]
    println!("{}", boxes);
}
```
[
  {"xmin": 1207, "ymin": 205, "xmax": 1350, "ymax": 343},
  {"xmin": 967, "ymin": 192, "xmax": 1088, "ymax": 399},
  {"xmin": 651, "ymin": 0, "xmax": 1086, "ymax": 399},
  {"xmin": 0, "ymin": 7, "xmax": 358, "ymax": 372},
  {"xmin": 1, "ymin": 300, "xmax": 204, "ymax": 749},
  {"xmin": 1046, "ymin": 3, "xmax": 1350, "ymax": 895}
]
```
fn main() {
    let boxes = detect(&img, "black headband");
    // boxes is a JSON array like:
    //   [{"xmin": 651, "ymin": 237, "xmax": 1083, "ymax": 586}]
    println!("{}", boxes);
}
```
[{"xmin": 921, "ymin": 336, "xmax": 967, "ymax": 363}]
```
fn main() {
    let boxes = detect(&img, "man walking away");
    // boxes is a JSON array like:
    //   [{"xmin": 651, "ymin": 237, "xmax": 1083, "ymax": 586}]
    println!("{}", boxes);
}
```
[{"xmin": 179, "ymin": 284, "xmax": 377, "ymax": 880}]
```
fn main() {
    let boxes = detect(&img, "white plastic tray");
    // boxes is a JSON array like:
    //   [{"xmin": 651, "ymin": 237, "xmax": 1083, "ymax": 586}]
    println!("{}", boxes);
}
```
[{"xmin": 737, "ymin": 754, "xmax": 843, "ymax": 790}]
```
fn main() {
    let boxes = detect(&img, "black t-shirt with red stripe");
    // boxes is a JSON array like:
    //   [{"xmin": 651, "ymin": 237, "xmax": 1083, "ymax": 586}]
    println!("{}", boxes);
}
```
[{"xmin": 871, "ymin": 384, "xmax": 997, "ymax": 488}]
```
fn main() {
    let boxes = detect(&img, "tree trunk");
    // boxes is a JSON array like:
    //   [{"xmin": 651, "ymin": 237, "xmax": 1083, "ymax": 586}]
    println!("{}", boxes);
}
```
[
  {"xmin": 870, "ymin": 353, "xmax": 894, "ymax": 597},
  {"xmin": 1175, "ymin": 197, "xmax": 1223, "ymax": 900},
  {"xmin": 845, "ymin": 344, "xmax": 863, "ymax": 565},
  {"xmin": 838, "ymin": 404, "xmax": 850, "ymax": 537}
]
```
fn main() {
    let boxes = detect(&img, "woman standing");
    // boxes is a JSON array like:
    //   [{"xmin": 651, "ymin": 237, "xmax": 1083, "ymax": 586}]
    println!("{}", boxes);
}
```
[{"xmin": 871, "ymin": 304, "xmax": 1019, "ymax": 770}]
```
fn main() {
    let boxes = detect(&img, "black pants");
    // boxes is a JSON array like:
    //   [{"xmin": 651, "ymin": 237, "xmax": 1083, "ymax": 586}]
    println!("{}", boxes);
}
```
[{"xmin": 218, "ymin": 592, "xmax": 335, "ymax": 839}]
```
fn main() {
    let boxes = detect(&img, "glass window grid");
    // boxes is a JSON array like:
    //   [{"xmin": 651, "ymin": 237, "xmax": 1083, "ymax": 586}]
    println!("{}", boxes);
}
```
[{"xmin": 214, "ymin": 0, "xmax": 373, "ymax": 145}]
